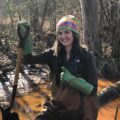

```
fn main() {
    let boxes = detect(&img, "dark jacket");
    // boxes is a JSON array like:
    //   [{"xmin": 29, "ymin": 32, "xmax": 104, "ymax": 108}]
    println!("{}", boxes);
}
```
[
  {"xmin": 24, "ymin": 47, "xmax": 98, "ymax": 96},
  {"xmin": 24, "ymin": 47, "xmax": 99, "ymax": 119}
]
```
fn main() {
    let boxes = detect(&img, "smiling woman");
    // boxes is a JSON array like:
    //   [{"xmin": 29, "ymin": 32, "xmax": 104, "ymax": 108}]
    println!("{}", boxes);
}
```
[{"xmin": 18, "ymin": 15, "xmax": 98, "ymax": 120}]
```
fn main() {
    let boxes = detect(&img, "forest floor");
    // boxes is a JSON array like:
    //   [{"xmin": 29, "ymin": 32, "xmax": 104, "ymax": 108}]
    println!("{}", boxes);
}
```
[
  {"xmin": 0, "ymin": 52, "xmax": 120, "ymax": 120},
  {"xmin": 7, "ymin": 79, "xmax": 120, "ymax": 120}
]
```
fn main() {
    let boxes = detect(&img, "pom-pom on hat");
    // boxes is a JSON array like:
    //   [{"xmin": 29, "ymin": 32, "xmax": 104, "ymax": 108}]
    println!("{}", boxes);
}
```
[{"xmin": 56, "ymin": 15, "xmax": 79, "ymax": 34}]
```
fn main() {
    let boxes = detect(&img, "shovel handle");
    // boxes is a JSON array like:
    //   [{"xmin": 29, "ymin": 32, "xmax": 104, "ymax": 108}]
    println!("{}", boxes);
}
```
[
  {"xmin": 9, "ymin": 48, "xmax": 23, "ymax": 110},
  {"xmin": 0, "ymin": 108, "xmax": 2, "ymax": 120}
]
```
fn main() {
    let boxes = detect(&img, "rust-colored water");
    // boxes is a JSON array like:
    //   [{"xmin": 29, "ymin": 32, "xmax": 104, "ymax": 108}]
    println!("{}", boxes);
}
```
[
  {"xmin": 0, "ymin": 80, "xmax": 120, "ymax": 120},
  {"xmin": 97, "ymin": 80, "xmax": 120, "ymax": 120}
]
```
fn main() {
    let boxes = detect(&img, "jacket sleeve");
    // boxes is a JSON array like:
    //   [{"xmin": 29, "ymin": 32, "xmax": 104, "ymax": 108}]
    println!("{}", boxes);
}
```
[
  {"xmin": 24, "ymin": 48, "xmax": 53, "ymax": 65},
  {"xmin": 85, "ymin": 52, "xmax": 98, "ymax": 95}
]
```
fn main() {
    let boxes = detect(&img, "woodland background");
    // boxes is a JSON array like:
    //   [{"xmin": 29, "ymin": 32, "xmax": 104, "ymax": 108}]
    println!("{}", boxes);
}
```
[
  {"xmin": 0, "ymin": 0, "xmax": 120, "ymax": 120},
  {"xmin": 0, "ymin": 0, "xmax": 120, "ymax": 80}
]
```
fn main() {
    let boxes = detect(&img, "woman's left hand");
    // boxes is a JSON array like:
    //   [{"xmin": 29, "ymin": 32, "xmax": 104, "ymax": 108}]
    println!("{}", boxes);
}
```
[{"xmin": 60, "ymin": 67, "xmax": 76, "ymax": 83}]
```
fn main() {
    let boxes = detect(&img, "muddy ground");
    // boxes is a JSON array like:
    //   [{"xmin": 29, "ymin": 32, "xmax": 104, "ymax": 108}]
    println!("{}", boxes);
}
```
[{"xmin": 0, "ymin": 79, "xmax": 119, "ymax": 120}]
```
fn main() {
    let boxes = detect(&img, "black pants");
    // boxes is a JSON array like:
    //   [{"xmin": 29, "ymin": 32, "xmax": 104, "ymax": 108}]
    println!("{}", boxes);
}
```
[
  {"xmin": 35, "ymin": 109, "xmax": 83, "ymax": 120},
  {"xmin": 61, "ymin": 110, "xmax": 83, "ymax": 120},
  {"xmin": 35, "ymin": 99, "xmax": 83, "ymax": 120}
]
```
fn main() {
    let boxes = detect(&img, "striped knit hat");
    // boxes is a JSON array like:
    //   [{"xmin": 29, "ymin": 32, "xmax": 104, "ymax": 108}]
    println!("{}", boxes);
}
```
[{"xmin": 56, "ymin": 15, "xmax": 79, "ymax": 34}]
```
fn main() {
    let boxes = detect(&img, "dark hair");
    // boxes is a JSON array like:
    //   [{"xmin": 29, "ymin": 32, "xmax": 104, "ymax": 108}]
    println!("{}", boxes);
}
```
[{"xmin": 53, "ymin": 32, "xmax": 81, "ymax": 86}]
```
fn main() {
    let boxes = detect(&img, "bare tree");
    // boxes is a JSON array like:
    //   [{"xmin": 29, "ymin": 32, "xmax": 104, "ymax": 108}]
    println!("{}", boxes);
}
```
[
  {"xmin": 80, "ymin": 0, "xmax": 102, "ymax": 55},
  {"xmin": 111, "ymin": 0, "xmax": 120, "ymax": 59},
  {"xmin": 29, "ymin": 0, "xmax": 40, "ymax": 32}
]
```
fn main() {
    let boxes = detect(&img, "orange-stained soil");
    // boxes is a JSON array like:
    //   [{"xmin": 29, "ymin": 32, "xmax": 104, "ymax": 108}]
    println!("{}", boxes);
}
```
[
  {"xmin": 97, "ymin": 80, "xmax": 120, "ymax": 120},
  {"xmin": 0, "ymin": 80, "xmax": 120, "ymax": 120}
]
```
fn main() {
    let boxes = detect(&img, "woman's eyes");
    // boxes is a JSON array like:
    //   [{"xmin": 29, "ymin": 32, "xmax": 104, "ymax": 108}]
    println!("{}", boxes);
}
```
[
  {"xmin": 58, "ymin": 30, "xmax": 71, "ymax": 35},
  {"xmin": 65, "ymin": 31, "xmax": 71, "ymax": 34},
  {"xmin": 58, "ymin": 32, "xmax": 62, "ymax": 35}
]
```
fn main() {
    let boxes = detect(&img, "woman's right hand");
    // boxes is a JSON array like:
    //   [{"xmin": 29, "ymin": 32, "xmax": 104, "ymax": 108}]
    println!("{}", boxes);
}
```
[{"xmin": 17, "ymin": 21, "xmax": 33, "ymax": 55}]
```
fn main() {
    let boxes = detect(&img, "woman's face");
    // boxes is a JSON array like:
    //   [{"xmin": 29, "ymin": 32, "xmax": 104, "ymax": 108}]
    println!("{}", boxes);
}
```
[{"xmin": 57, "ymin": 30, "xmax": 74, "ymax": 47}]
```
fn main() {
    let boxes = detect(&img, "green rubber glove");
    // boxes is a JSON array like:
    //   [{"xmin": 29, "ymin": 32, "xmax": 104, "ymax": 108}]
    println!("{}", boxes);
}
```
[
  {"xmin": 17, "ymin": 20, "xmax": 33, "ymax": 55},
  {"xmin": 61, "ymin": 67, "xmax": 94, "ymax": 95}
]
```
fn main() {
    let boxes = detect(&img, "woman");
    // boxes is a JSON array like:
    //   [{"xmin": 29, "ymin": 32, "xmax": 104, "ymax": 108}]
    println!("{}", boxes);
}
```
[{"xmin": 18, "ymin": 15, "xmax": 99, "ymax": 120}]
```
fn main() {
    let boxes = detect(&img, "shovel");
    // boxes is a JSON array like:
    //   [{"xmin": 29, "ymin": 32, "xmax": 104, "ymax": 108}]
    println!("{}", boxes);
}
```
[
  {"xmin": 0, "ymin": 47, "xmax": 22, "ymax": 120},
  {"xmin": 0, "ymin": 20, "xmax": 32, "ymax": 120},
  {"xmin": 0, "ymin": 21, "xmax": 30, "ymax": 120}
]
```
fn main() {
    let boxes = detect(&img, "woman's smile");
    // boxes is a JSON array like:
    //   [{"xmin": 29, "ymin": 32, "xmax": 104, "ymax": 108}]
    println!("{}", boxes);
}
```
[{"xmin": 61, "ymin": 37, "xmax": 70, "ymax": 43}]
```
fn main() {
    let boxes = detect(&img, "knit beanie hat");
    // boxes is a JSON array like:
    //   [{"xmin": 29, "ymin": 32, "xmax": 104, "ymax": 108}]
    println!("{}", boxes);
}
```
[{"xmin": 56, "ymin": 15, "xmax": 79, "ymax": 34}]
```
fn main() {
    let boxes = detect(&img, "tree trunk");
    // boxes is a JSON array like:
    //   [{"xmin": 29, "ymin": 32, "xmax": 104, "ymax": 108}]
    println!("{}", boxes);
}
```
[
  {"xmin": 112, "ymin": 0, "xmax": 120, "ymax": 59},
  {"xmin": 111, "ymin": 0, "xmax": 120, "ymax": 72},
  {"xmin": 40, "ymin": 0, "xmax": 49, "ymax": 32},
  {"xmin": 80, "ymin": 0, "xmax": 102, "ymax": 55},
  {"xmin": 29, "ymin": 0, "xmax": 39, "ymax": 32},
  {"xmin": 49, "ymin": 0, "xmax": 56, "ymax": 31}
]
